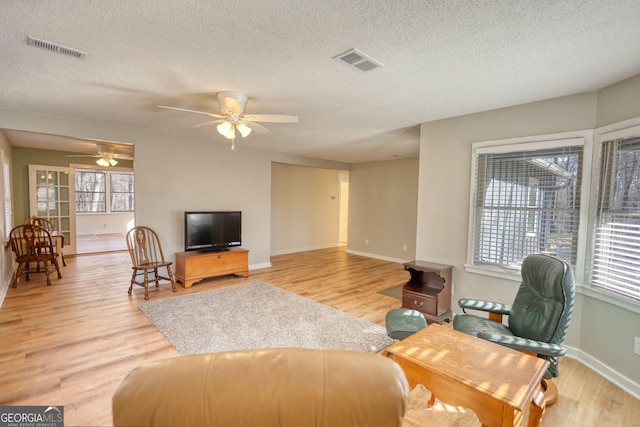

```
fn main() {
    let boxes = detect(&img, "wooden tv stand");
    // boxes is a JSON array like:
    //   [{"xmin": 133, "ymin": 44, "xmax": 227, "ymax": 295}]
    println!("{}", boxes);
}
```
[{"xmin": 175, "ymin": 247, "xmax": 249, "ymax": 288}]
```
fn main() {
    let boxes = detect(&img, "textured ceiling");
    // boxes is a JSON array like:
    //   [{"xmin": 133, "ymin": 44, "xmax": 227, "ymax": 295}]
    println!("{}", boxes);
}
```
[{"xmin": 2, "ymin": 0, "xmax": 640, "ymax": 163}]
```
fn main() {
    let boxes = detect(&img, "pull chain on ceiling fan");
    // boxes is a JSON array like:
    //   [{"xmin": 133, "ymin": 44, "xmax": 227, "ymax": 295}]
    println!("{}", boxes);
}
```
[{"xmin": 159, "ymin": 91, "xmax": 299, "ymax": 150}]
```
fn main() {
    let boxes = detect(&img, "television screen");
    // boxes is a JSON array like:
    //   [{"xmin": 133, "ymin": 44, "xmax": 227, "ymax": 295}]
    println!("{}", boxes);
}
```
[{"xmin": 184, "ymin": 211, "xmax": 241, "ymax": 252}]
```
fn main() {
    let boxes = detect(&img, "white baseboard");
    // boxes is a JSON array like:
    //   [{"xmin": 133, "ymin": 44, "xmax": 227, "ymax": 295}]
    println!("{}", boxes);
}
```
[
  {"xmin": 345, "ymin": 249, "xmax": 411, "ymax": 264},
  {"xmin": 78, "ymin": 230, "xmax": 124, "ymax": 236},
  {"xmin": 271, "ymin": 243, "xmax": 340, "ymax": 256},
  {"xmin": 566, "ymin": 346, "xmax": 640, "ymax": 399},
  {"xmin": 249, "ymin": 262, "xmax": 272, "ymax": 270}
]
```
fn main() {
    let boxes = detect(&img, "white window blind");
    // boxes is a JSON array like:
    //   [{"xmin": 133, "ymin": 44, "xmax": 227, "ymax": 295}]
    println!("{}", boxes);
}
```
[
  {"xmin": 471, "ymin": 144, "xmax": 582, "ymax": 270},
  {"xmin": 592, "ymin": 136, "xmax": 640, "ymax": 300},
  {"xmin": 2, "ymin": 150, "xmax": 12, "ymax": 238}
]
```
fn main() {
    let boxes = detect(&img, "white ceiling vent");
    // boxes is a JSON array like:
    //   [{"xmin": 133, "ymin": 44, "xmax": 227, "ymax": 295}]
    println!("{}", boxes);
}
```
[
  {"xmin": 26, "ymin": 36, "xmax": 87, "ymax": 60},
  {"xmin": 333, "ymin": 48, "xmax": 383, "ymax": 72}
]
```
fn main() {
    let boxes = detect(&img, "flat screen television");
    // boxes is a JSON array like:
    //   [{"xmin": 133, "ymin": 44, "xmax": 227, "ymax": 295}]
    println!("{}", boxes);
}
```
[{"xmin": 184, "ymin": 211, "xmax": 242, "ymax": 252}]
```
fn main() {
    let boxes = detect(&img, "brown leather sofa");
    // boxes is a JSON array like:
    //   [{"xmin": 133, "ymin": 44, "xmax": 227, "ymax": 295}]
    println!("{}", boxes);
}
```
[{"xmin": 112, "ymin": 348, "xmax": 410, "ymax": 427}]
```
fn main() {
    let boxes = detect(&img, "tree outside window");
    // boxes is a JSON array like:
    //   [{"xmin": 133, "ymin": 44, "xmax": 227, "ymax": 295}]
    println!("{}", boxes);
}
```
[
  {"xmin": 110, "ymin": 173, "xmax": 134, "ymax": 212},
  {"xmin": 75, "ymin": 170, "xmax": 133, "ymax": 213}
]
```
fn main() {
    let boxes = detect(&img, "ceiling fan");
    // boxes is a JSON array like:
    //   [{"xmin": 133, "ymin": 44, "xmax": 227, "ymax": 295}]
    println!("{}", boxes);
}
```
[
  {"xmin": 158, "ymin": 91, "xmax": 299, "ymax": 149},
  {"xmin": 66, "ymin": 143, "xmax": 133, "ymax": 167}
]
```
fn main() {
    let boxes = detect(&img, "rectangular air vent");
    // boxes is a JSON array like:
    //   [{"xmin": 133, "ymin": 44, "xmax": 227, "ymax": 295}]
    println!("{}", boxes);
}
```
[
  {"xmin": 26, "ymin": 36, "xmax": 87, "ymax": 60},
  {"xmin": 333, "ymin": 48, "xmax": 383, "ymax": 72}
]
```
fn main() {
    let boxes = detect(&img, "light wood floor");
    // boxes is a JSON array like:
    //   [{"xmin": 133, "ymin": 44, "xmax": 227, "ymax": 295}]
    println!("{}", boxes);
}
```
[
  {"xmin": 76, "ymin": 233, "xmax": 127, "ymax": 254},
  {"xmin": 0, "ymin": 247, "xmax": 637, "ymax": 426}
]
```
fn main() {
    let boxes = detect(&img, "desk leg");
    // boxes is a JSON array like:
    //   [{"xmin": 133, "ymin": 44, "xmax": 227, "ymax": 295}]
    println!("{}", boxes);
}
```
[{"xmin": 527, "ymin": 387, "xmax": 546, "ymax": 427}]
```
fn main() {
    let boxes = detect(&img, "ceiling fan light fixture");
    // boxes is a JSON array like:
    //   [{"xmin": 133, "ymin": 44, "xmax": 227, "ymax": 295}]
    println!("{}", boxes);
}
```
[
  {"xmin": 217, "ymin": 121, "xmax": 236, "ymax": 139},
  {"xmin": 236, "ymin": 122, "xmax": 252, "ymax": 138},
  {"xmin": 96, "ymin": 154, "xmax": 118, "ymax": 167}
]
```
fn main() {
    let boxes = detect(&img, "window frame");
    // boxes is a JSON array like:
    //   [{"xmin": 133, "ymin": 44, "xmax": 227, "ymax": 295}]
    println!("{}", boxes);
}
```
[
  {"xmin": 586, "ymin": 118, "xmax": 640, "ymax": 306},
  {"xmin": 465, "ymin": 130, "xmax": 593, "ymax": 284},
  {"xmin": 73, "ymin": 166, "xmax": 134, "ymax": 214},
  {"xmin": 75, "ymin": 169, "xmax": 107, "ymax": 213},
  {"xmin": 109, "ymin": 172, "xmax": 135, "ymax": 213}
]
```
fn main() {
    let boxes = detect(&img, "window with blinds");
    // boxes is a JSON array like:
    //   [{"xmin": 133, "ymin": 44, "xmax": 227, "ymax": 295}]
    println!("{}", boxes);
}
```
[
  {"xmin": 2, "ymin": 150, "xmax": 11, "ymax": 238},
  {"xmin": 592, "ymin": 136, "xmax": 640, "ymax": 300},
  {"xmin": 470, "ymin": 142, "xmax": 583, "ymax": 270}
]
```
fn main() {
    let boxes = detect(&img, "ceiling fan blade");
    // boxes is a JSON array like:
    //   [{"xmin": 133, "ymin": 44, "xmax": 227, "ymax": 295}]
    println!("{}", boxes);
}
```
[
  {"xmin": 66, "ymin": 154, "xmax": 100, "ymax": 158},
  {"xmin": 194, "ymin": 119, "xmax": 225, "ymax": 128},
  {"xmin": 243, "ymin": 121, "xmax": 270, "ymax": 134},
  {"xmin": 243, "ymin": 114, "xmax": 299, "ymax": 123},
  {"xmin": 158, "ymin": 105, "xmax": 225, "ymax": 118}
]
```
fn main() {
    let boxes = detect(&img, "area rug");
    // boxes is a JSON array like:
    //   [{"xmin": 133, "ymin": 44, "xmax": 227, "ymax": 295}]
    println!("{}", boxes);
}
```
[
  {"xmin": 139, "ymin": 281, "xmax": 396, "ymax": 354},
  {"xmin": 377, "ymin": 283, "xmax": 403, "ymax": 299}
]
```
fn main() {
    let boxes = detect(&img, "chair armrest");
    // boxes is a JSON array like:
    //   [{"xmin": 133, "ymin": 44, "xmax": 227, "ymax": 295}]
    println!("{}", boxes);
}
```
[
  {"xmin": 477, "ymin": 332, "xmax": 567, "ymax": 357},
  {"xmin": 458, "ymin": 299, "xmax": 512, "ymax": 315}
]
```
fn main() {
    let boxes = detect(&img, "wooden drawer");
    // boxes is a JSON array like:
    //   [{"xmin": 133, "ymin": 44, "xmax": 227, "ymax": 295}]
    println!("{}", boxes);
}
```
[
  {"xmin": 175, "ymin": 248, "xmax": 249, "ymax": 288},
  {"xmin": 184, "ymin": 251, "xmax": 246, "ymax": 275},
  {"xmin": 402, "ymin": 288, "xmax": 438, "ymax": 316}
]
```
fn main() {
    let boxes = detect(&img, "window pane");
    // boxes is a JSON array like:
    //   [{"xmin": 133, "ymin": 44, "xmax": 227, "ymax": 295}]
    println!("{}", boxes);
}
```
[
  {"xmin": 472, "ymin": 145, "xmax": 582, "ymax": 269},
  {"xmin": 75, "ymin": 171, "xmax": 106, "ymax": 213},
  {"xmin": 111, "ymin": 193, "xmax": 134, "ymax": 212},
  {"xmin": 110, "ymin": 173, "xmax": 134, "ymax": 192},
  {"xmin": 110, "ymin": 173, "xmax": 134, "ymax": 212},
  {"xmin": 592, "ymin": 137, "xmax": 640, "ymax": 300}
]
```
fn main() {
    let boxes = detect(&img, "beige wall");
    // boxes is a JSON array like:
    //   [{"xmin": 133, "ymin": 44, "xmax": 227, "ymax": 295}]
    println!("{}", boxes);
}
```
[
  {"xmin": 596, "ymin": 74, "xmax": 640, "ymax": 127},
  {"xmin": 347, "ymin": 157, "xmax": 419, "ymax": 262},
  {"xmin": 416, "ymin": 76, "xmax": 640, "ymax": 392},
  {"xmin": 270, "ymin": 163, "xmax": 344, "ymax": 255},
  {"xmin": 76, "ymin": 213, "xmax": 134, "ymax": 236}
]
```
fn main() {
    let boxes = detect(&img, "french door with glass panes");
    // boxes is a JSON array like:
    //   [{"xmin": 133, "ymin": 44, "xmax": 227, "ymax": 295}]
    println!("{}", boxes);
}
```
[{"xmin": 28, "ymin": 165, "xmax": 76, "ymax": 256}]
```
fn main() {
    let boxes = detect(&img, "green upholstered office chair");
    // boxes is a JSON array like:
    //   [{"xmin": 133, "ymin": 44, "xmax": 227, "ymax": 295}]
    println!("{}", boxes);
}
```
[{"xmin": 453, "ymin": 253, "xmax": 575, "ymax": 405}]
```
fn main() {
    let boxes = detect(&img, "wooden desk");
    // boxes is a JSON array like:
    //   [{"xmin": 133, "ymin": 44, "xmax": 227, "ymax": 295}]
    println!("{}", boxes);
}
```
[{"xmin": 385, "ymin": 324, "xmax": 549, "ymax": 427}]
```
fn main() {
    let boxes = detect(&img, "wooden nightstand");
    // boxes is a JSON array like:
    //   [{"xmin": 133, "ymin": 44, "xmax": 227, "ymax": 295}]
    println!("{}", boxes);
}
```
[{"xmin": 401, "ymin": 260, "xmax": 453, "ymax": 324}]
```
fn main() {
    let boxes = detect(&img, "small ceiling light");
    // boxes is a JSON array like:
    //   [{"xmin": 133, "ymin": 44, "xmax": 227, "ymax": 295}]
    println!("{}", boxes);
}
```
[
  {"xmin": 217, "ymin": 121, "xmax": 236, "ymax": 139},
  {"xmin": 236, "ymin": 122, "xmax": 252, "ymax": 138},
  {"xmin": 96, "ymin": 154, "xmax": 117, "ymax": 167}
]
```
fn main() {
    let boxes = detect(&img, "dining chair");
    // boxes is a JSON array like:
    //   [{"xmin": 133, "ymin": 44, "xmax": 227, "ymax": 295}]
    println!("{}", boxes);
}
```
[
  {"xmin": 25, "ymin": 216, "xmax": 66, "ymax": 266},
  {"xmin": 10, "ymin": 224, "xmax": 62, "ymax": 287},
  {"xmin": 126, "ymin": 226, "xmax": 177, "ymax": 299}
]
